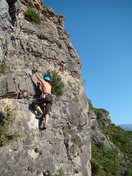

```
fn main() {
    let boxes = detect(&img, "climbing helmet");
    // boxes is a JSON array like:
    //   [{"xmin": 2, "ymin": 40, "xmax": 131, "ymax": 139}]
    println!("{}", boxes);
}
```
[{"xmin": 43, "ymin": 75, "xmax": 51, "ymax": 82}]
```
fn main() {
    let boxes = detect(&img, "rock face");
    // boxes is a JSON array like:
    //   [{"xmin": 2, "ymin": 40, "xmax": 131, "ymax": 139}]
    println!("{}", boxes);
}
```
[
  {"xmin": 89, "ymin": 109, "xmax": 115, "ymax": 148},
  {"xmin": 0, "ymin": 1, "xmax": 91, "ymax": 176}
]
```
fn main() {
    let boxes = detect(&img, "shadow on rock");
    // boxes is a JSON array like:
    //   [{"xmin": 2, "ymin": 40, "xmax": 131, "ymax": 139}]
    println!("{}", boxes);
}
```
[
  {"xmin": 28, "ymin": 74, "xmax": 46, "ymax": 131},
  {"xmin": 29, "ymin": 100, "xmax": 46, "ymax": 131}
]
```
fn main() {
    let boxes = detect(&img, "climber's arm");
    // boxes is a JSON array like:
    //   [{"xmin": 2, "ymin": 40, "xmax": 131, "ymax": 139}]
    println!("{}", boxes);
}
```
[{"xmin": 35, "ymin": 72, "xmax": 44, "ymax": 83}]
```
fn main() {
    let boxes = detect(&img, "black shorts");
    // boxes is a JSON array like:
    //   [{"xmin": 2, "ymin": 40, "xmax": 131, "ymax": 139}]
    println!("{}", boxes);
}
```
[{"xmin": 34, "ymin": 94, "xmax": 53, "ymax": 114}]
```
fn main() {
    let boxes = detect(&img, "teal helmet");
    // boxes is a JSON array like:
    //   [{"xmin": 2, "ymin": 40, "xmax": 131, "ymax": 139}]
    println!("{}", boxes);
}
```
[{"xmin": 43, "ymin": 75, "xmax": 51, "ymax": 82}]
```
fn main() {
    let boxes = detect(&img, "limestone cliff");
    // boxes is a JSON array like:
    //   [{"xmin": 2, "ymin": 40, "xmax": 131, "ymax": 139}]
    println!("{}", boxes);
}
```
[{"xmin": 0, "ymin": 0, "xmax": 91, "ymax": 176}]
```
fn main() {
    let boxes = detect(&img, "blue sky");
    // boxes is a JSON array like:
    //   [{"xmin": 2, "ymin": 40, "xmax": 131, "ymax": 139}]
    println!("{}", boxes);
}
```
[{"xmin": 44, "ymin": 0, "xmax": 132, "ymax": 125}]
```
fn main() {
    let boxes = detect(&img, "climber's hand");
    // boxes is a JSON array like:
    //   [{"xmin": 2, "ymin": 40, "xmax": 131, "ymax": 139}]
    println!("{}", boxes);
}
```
[{"xmin": 32, "ymin": 67, "xmax": 38, "ymax": 74}]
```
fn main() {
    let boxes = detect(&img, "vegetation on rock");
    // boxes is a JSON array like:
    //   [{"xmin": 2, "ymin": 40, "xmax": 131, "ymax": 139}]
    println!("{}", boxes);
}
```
[
  {"xmin": 70, "ymin": 134, "xmax": 81, "ymax": 154},
  {"xmin": 102, "ymin": 124, "xmax": 132, "ymax": 176},
  {"xmin": 58, "ymin": 169, "xmax": 64, "ymax": 176},
  {"xmin": 71, "ymin": 134, "xmax": 81, "ymax": 146},
  {"xmin": 0, "ymin": 105, "xmax": 19, "ymax": 146},
  {"xmin": 0, "ymin": 63, "xmax": 6, "ymax": 73},
  {"xmin": 24, "ymin": 8, "xmax": 41, "ymax": 25},
  {"xmin": 43, "ymin": 5, "xmax": 49, "ymax": 9},
  {"xmin": 46, "ymin": 70, "xmax": 64, "ymax": 98},
  {"xmin": 91, "ymin": 141, "xmax": 125, "ymax": 176}
]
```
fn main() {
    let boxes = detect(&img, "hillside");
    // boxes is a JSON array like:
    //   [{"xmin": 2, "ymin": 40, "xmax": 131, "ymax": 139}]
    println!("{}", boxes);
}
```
[
  {"xmin": 0, "ymin": 0, "xmax": 91, "ymax": 176},
  {"xmin": 89, "ymin": 101, "xmax": 132, "ymax": 176}
]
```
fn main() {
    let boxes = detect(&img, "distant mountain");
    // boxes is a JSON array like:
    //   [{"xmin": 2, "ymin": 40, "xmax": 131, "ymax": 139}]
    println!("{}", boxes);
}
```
[{"xmin": 119, "ymin": 124, "xmax": 132, "ymax": 131}]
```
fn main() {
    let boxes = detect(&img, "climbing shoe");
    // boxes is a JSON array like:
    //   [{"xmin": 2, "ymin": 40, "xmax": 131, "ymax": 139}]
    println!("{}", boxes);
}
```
[
  {"xmin": 40, "ymin": 121, "xmax": 46, "ymax": 130},
  {"xmin": 40, "ymin": 126, "xmax": 46, "ymax": 130}
]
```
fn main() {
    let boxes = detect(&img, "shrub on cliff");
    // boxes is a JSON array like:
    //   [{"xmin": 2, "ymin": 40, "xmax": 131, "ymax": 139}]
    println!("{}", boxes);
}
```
[
  {"xmin": 0, "ymin": 105, "xmax": 19, "ymax": 146},
  {"xmin": 102, "ymin": 123, "xmax": 132, "ymax": 175},
  {"xmin": 70, "ymin": 134, "xmax": 81, "ymax": 154},
  {"xmin": 46, "ymin": 70, "xmax": 64, "ymax": 98},
  {"xmin": 58, "ymin": 169, "xmax": 64, "ymax": 176},
  {"xmin": 0, "ymin": 63, "xmax": 6, "ymax": 73},
  {"xmin": 91, "ymin": 142, "xmax": 120, "ymax": 175},
  {"xmin": 24, "ymin": 8, "xmax": 41, "ymax": 25},
  {"xmin": 43, "ymin": 5, "xmax": 49, "ymax": 9}
]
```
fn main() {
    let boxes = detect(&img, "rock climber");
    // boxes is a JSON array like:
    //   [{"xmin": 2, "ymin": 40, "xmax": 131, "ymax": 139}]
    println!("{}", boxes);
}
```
[{"xmin": 32, "ymin": 68, "xmax": 53, "ymax": 130}]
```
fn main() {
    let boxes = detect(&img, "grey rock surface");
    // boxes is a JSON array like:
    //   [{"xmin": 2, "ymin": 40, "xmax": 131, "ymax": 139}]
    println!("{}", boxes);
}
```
[
  {"xmin": 89, "ymin": 110, "xmax": 114, "ymax": 148},
  {"xmin": 0, "ymin": 0, "xmax": 9, "ymax": 21}
]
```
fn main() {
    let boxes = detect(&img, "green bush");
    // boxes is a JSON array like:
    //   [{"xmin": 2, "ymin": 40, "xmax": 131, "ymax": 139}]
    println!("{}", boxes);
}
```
[
  {"xmin": 91, "ymin": 158, "xmax": 104, "ymax": 176},
  {"xmin": 74, "ymin": 96, "xmax": 79, "ymax": 103},
  {"xmin": 46, "ymin": 70, "xmax": 64, "ymax": 98},
  {"xmin": 88, "ymin": 100, "xmax": 95, "ymax": 112},
  {"xmin": 0, "ymin": 63, "xmax": 6, "ymax": 73},
  {"xmin": 70, "ymin": 143, "xmax": 77, "ymax": 154},
  {"xmin": 102, "ymin": 123, "xmax": 132, "ymax": 155},
  {"xmin": 71, "ymin": 134, "xmax": 81, "ymax": 146},
  {"xmin": 128, "ymin": 164, "xmax": 132, "ymax": 176},
  {"xmin": 69, "ymin": 116, "xmax": 77, "ymax": 126},
  {"xmin": 0, "ymin": 105, "xmax": 19, "ymax": 146},
  {"xmin": 70, "ymin": 134, "xmax": 81, "ymax": 154},
  {"xmin": 102, "ymin": 123, "xmax": 132, "ymax": 174},
  {"xmin": 24, "ymin": 8, "xmax": 41, "ymax": 25},
  {"xmin": 58, "ymin": 169, "xmax": 64, "ymax": 176},
  {"xmin": 43, "ymin": 5, "xmax": 49, "ymax": 9},
  {"xmin": 91, "ymin": 142, "xmax": 119, "ymax": 176}
]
